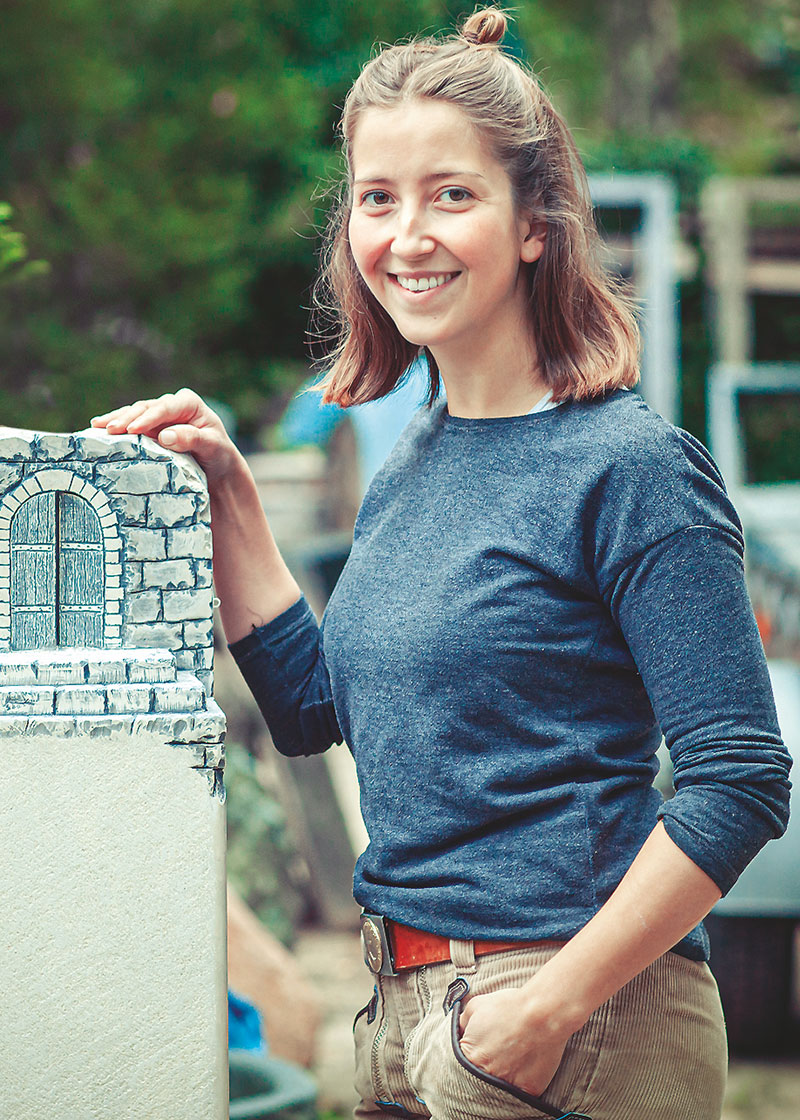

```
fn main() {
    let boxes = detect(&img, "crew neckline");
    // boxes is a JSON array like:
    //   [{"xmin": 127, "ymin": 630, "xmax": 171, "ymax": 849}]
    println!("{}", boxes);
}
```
[{"xmin": 442, "ymin": 397, "xmax": 568, "ymax": 428}]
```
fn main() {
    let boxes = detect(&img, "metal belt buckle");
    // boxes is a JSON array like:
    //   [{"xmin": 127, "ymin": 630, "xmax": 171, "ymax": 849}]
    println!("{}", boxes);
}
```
[{"xmin": 360, "ymin": 912, "xmax": 397, "ymax": 976}]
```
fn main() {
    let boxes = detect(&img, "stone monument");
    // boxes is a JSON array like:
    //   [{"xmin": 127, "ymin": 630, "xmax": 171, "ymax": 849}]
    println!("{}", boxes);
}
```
[{"xmin": 0, "ymin": 426, "xmax": 227, "ymax": 1119}]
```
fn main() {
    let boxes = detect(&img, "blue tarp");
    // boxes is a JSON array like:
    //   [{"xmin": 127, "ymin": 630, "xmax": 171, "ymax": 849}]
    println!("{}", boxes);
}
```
[
  {"xmin": 228, "ymin": 990, "xmax": 267, "ymax": 1055},
  {"xmin": 279, "ymin": 358, "xmax": 431, "ymax": 495}
]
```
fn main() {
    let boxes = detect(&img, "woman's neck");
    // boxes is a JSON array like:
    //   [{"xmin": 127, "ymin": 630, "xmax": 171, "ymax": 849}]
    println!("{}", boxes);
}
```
[{"xmin": 435, "ymin": 334, "xmax": 549, "ymax": 419}]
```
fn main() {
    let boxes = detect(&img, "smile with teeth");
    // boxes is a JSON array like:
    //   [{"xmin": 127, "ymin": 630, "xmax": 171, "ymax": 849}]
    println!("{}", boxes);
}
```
[{"xmin": 393, "ymin": 272, "xmax": 458, "ymax": 292}]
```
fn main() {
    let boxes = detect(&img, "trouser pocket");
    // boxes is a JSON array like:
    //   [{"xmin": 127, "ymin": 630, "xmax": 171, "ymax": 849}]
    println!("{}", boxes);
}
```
[
  {"xmin": 445, "ymin": 979, "xmax": 592, "ymax": 1120},
  {"xmin": 354, "ymin": 977, "xmax": 392, "ymax": 1106}
]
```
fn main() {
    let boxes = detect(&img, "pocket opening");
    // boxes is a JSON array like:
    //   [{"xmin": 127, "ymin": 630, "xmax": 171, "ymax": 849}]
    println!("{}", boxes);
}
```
[{"xmin": 353, "ymin": 985, "xmax": 379, "ymax": 1033}]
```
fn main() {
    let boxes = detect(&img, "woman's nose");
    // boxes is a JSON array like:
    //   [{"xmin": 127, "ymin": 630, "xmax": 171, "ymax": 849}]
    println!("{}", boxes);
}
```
[{"xmin": 390, "ymin": 207, "xmax": 435, "ymax": 258}]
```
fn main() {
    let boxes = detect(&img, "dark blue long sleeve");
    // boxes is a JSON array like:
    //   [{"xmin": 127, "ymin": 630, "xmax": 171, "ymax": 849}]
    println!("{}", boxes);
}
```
[
  {"xmin": 604, "ymin": 525, "xmax": 790, "ymax": 893},
  {"xmin": 231, "ymin": 596, "xmax": 341, "ymax": 757}
]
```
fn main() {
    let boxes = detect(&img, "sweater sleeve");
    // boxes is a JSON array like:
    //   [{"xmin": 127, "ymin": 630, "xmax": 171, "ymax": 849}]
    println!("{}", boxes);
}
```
[
  {"xmin": 602, "ymin": 523, "xmax": 791, "ymax": 894},
  {"xmin": 228, "ymin": 595, "xmax": 343, "ymax": 757}
]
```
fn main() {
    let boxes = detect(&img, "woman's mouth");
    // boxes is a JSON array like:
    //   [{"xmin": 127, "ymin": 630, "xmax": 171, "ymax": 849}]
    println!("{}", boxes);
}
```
[{"xmin": 391, "ymin": 272, "xmax": 459, "ymax": 292}]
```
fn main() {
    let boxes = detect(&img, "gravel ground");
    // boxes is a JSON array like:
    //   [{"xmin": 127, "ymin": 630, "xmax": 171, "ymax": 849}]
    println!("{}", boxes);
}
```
[{"xmin": 294, "ymin": 929, "xmax": 800, "ymax": 1119}]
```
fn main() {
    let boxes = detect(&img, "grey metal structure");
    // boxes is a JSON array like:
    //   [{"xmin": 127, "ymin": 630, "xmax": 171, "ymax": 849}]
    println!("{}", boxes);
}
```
[
  {"xmin": 707, "ymin": 362, "xmax": 800, "ymax": 661},
  {"xmin": 699, "ymin": 176, "xmax": 800, "ymax": 1056},
  {"xmin": 701, "ymin": 362, "xmax": 800, "ymax": 1052},
  {"xmin": 701, "ymin": 177, "xmax": 800, "ymax": 365},
  {"xmin": 588, "ymin": 173, "xmax": 680, "ymax": 423},
  {"xmin": 708, "ymin": 362, "xmax": 800, "ymax": 491}
]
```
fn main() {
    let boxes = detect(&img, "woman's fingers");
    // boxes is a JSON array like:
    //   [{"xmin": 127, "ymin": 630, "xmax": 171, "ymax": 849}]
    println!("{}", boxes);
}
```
[
  {"xmin": 156, "ymin": 422, "xmax": 213, "ymax": 454},
  {"xmin": 92, "ymin": 399, "xmax": 154, "ymax": 432},
  {"xmin": 139, "ymin": 388, "xmax": 206, "ymax": 432},
  {"xmin": 92, "ymin": 389, "xmax": 210, "ymax": 438}
]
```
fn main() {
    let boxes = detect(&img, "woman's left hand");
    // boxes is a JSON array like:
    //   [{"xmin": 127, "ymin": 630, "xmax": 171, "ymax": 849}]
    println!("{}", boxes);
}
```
[{"xmin": 458, "ymin": 986, "xmax": 570, "ymax": 1095}]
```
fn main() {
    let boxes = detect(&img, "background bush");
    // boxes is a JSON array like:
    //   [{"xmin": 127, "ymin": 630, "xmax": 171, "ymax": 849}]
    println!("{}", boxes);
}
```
[{"xmin": 0, "ymin": 1, "xmax": 797, "ymax": 458}]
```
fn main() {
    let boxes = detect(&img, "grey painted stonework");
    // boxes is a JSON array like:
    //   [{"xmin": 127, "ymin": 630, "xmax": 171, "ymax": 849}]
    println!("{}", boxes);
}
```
[
  {"xmin": 0, "ymin": 648, "xmax": 226, "ymax": 793},
  {"xmin": 0, "ymin": 427, "xmax": 225, "ymax": 794}
]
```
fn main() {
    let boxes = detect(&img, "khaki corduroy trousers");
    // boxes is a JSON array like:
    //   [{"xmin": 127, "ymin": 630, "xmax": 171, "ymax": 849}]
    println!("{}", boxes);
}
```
[{"xmin": 353, "ymin": 940, "xmax": 727, "ymax": 1120}]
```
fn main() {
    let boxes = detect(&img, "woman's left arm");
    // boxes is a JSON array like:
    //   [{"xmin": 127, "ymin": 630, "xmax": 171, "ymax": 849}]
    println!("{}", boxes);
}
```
[
  {"xmin": 459, "ymin": 820, "xmax": 720, "ymax": 1094},
  {"xmin": 461, "ymin": 516, "xmax": 791, "ymax": 1094}
]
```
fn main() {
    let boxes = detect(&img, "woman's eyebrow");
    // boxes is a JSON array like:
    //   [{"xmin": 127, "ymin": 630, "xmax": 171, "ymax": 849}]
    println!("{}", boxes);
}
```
[{"xmin": 353, "ymin": 170, "xmax": 489, "ymax": 186}]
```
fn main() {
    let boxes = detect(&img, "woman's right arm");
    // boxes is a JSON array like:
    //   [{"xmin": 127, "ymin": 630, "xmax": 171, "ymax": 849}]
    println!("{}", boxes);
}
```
[
  {"xmin": 93, "ymin": 389, "xmax": 341, "ymax": 756},
  {"xmin": 93, "ymin": 388, "xmax": 301, "ymax": 644}
]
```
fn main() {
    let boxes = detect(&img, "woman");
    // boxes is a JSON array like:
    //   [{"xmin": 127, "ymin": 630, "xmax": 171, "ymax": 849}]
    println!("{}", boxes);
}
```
[{"xmin": 94, "ymin": 8, "xmax": 791, "ymax": 1118}]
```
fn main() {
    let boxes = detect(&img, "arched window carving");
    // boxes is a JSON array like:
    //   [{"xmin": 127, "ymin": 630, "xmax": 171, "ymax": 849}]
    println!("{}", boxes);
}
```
[{"xmin": 10, "ymin": 491, "xmax": 104, "ymax": 650}]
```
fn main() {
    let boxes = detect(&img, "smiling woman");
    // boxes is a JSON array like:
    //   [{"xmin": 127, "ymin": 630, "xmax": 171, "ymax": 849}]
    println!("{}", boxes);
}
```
[{"xmin": 92, "ymin": 7, "xmax": 791, "ymax": 1120}]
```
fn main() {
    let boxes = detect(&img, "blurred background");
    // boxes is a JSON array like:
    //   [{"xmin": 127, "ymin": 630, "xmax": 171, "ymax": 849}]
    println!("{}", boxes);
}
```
[
  {"xmin": 2, "ymin": 1, "xmax": 799, "ymax": 1117},
  {"xmin": 0, "ymin": 0, "xmax": 798, "ymax": 445}
]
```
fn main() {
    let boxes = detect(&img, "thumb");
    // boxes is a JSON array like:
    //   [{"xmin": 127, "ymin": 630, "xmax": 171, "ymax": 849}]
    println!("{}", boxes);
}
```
[
  {"xmin": 158, "ymin": 425, "xmax": 188, "ymax": 450},
  {"xmin": 157, "ymin": 424, "xmax": 231, "ymax": 473},
  {"xmin": 157, "ymin": 424, "xmax": 204, "ymax": 451}
]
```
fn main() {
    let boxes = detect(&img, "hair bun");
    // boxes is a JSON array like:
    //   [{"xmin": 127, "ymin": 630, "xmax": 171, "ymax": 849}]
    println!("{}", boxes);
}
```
[{"xmin": 461, "ymin": 7, "xmax": 508, "ymax": 47}]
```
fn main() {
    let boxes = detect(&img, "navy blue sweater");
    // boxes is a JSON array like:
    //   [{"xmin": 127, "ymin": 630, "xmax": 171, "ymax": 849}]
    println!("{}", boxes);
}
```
[{"xmin": 231, "ymin": 390, "xmax": 791, "ymax": 960}]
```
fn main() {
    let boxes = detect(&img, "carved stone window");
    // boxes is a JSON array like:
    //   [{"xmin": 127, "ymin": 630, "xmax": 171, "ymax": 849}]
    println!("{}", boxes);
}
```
[{"xmin": 10, "ymin": 491, "xmax": 104, "ymax": 650}]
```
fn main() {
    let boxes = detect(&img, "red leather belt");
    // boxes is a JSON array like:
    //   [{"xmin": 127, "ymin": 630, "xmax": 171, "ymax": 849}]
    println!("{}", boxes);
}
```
[{"xmin": 360, "ymin": 912, "xmax": 545, "ymax": 976}]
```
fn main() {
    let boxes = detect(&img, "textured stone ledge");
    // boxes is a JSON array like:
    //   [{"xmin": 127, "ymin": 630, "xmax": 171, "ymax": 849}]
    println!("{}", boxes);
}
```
[
  {"xmin": 0, "ymin": 698, "xmax": 225, "ymax": 748},
  {"xmin": 0, "ymin": 648, "xmax": 176, "ymax": 688},
  {"xmin": 0, "ymin": 671, "xmax": 207, "ymax": 718}
]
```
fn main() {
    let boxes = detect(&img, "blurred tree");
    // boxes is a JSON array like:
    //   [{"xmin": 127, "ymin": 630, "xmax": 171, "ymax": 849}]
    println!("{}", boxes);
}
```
[
  {"xmin": 0, "ymin": 0, "xmax": 796, "ymax": 436},
  {"xmin": 0, "ymin": 0, "xmax": 438, "ymax": 434},
  {"xmin": 604, "ymin": 0, "xmax": 681, "ymax": 135},
  {"xmin": 514, "ymin": 0, "xmax": 799, "ymax": 174},
  {"xmin": 0, "ymin": 203, "xmax": 29, "ymax": 280}
]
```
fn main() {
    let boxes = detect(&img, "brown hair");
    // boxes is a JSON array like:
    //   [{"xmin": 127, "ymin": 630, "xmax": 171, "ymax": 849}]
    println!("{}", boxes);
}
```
[{"xmin": 312, "ymin": 6, "xmax": 640, "ymax": 407}]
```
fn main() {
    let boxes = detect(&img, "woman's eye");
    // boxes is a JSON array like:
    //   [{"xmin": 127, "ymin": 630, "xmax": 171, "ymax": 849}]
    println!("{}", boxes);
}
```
[
  {"xmin": 439, "ymin": 188, "xmax": 471, "ymax": 204},
  {"xmin": 362, "ymin": 190, "xmax": 392, "ymax": 207}
]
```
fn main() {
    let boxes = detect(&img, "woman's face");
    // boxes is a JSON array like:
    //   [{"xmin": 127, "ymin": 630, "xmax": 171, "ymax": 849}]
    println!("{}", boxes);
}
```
[{"xmin": 347, "ymin": 98, "xmax": 545, "ymax": 371}]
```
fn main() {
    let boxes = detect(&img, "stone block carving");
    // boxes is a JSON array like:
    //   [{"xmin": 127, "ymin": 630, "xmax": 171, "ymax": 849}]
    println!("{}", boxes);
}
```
[{"xmin": 0, "ymin": 427, "xmax": 216, "ymax": 694}]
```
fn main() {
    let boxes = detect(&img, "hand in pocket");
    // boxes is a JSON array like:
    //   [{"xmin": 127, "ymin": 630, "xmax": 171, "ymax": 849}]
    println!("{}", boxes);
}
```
[{"xmin": 457, "ymin": 986, "xmax": 569, "ymax": 1098}]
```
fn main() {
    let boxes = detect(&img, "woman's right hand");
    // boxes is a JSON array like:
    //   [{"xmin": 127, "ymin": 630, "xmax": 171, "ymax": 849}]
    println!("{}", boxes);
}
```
[{"xmin": 91, "ymin": 388, "xmax": 239, "ymax": 484}]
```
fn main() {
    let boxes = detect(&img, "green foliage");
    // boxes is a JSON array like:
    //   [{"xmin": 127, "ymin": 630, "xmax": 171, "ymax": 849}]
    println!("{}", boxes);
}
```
[
  {"xmin": 516, "ymin": 0, "xmax": 799, "ymax": 176},
  {"xmin": 0, "ymin": 202, "xmax": 49, "ymax": 286},
  {"xmin": 225, "ymin": 741, "xmax": 307, "ymax": 947},
  {"xmin": 585, "ymin": 136, "xmax": 716, "ymax": 210},
  {"xmin": 740, "ymin": 391, "xmax": 800, "ymax": 484},
  {"xmin": 0, "ymin": 203, "xmax": 26, "ymax": 275},
  {"xmin": 677, "ymin": 279, "xmax": 714, "ymax": 445},
  {"xmin": 0, "ymin": 0, "xmax": 797, "ymax": 445},
  {"xmin": 678, "ymin": 0, "xmax": 800, "ymax": 174}
]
